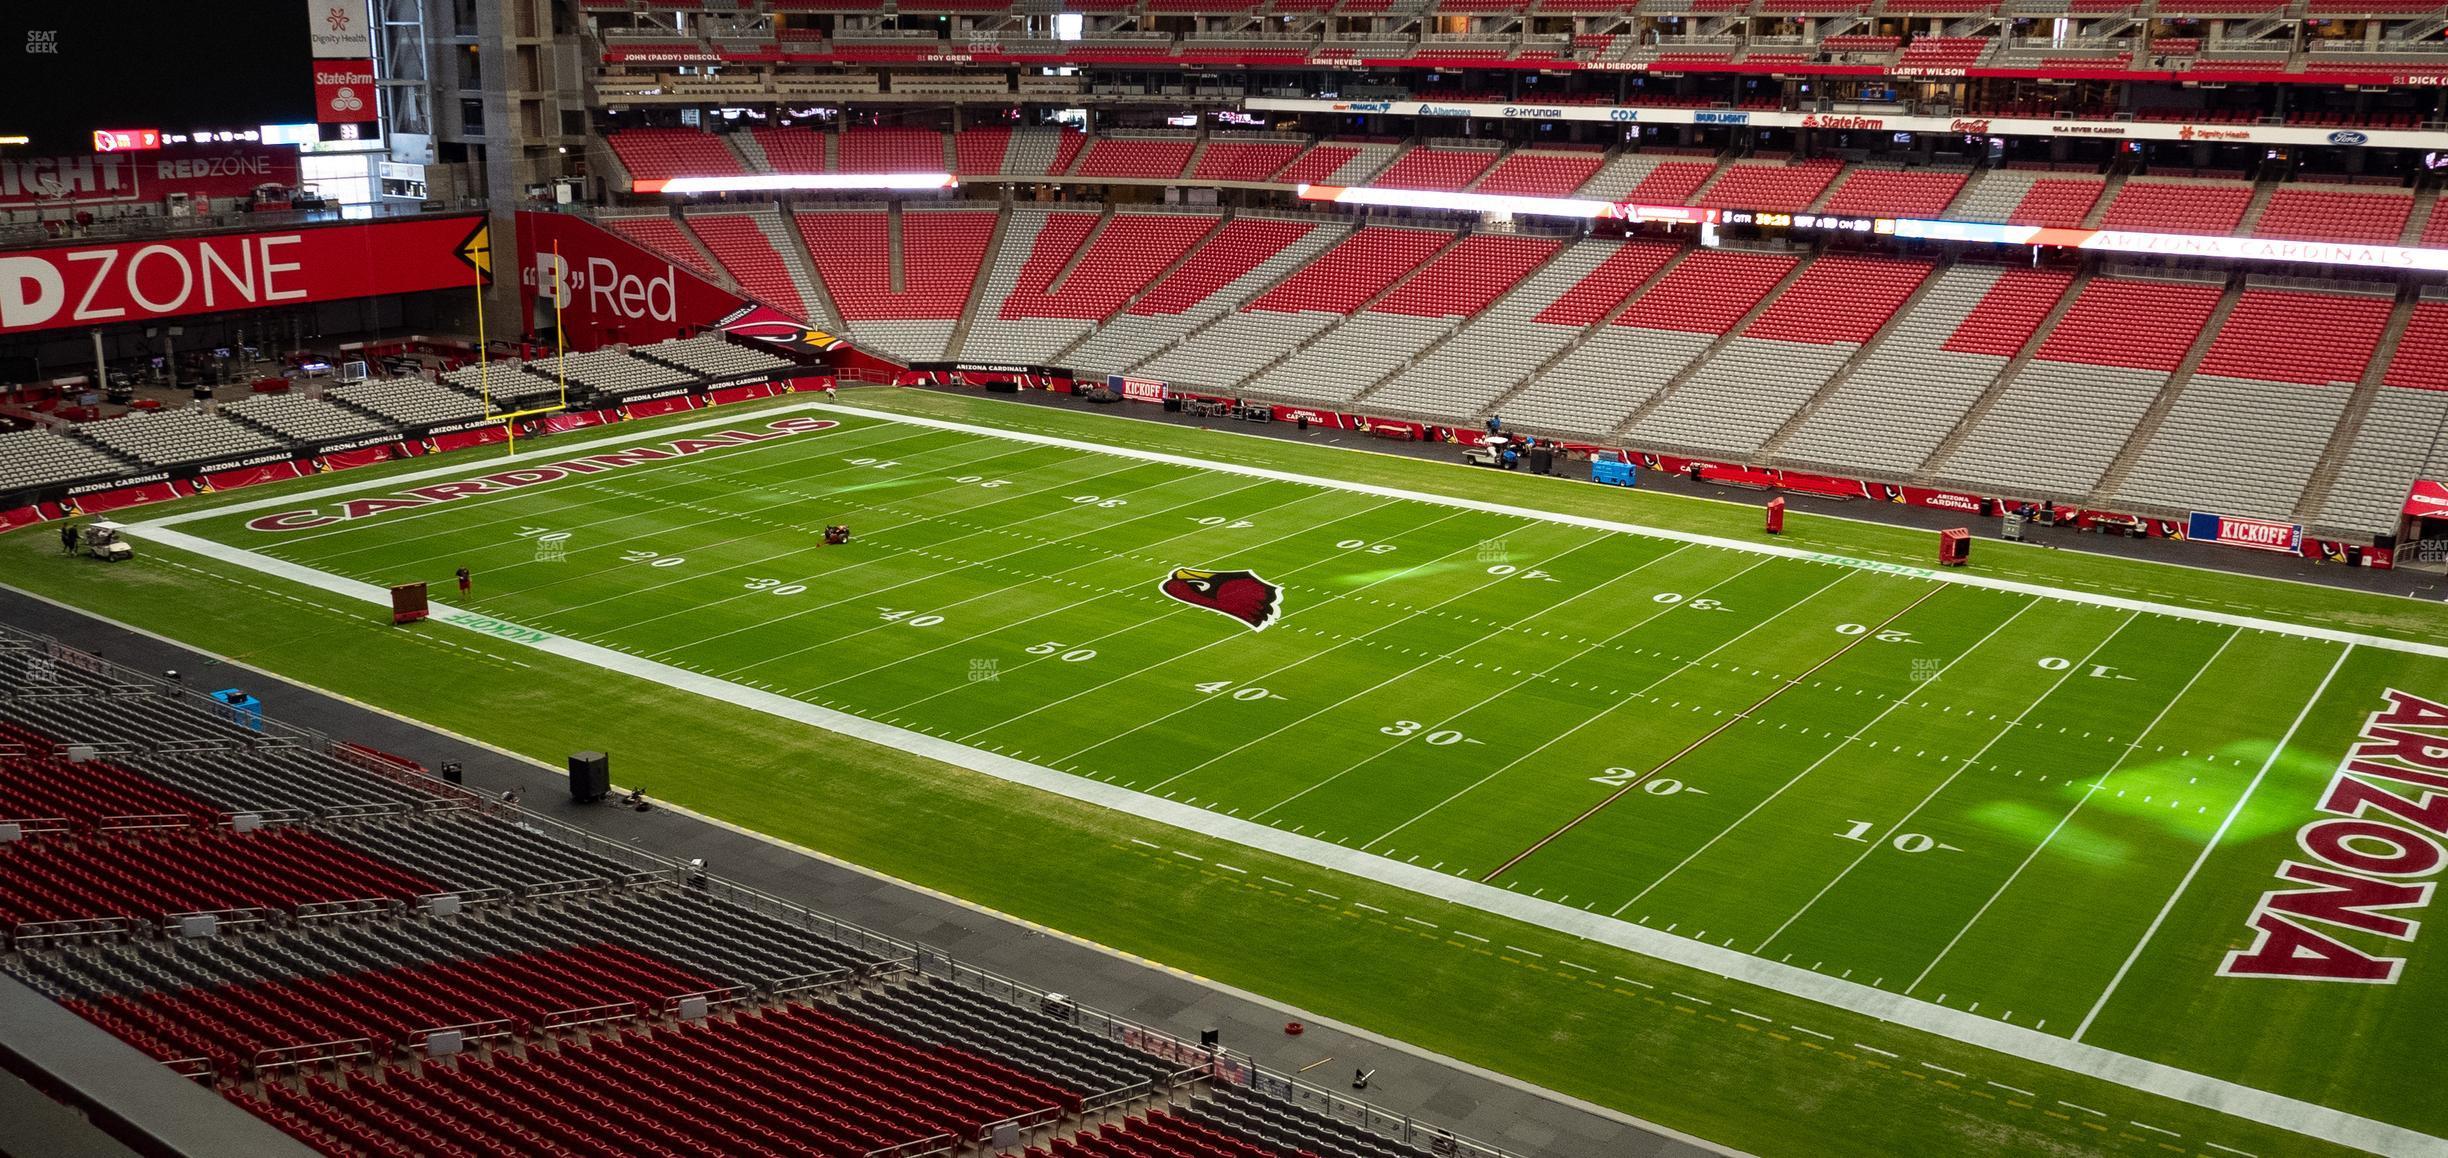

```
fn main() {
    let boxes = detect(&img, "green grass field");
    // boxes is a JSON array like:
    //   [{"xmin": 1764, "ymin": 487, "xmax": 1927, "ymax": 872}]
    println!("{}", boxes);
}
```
[{"xmin": 14, "ymin": 389, "xmax": 2448, "ymax": 1158}]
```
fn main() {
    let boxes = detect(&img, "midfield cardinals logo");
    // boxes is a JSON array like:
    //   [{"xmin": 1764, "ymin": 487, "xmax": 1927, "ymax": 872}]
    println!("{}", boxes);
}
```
[{"xmin": 1159, "ymin": 568, "xmax": 1281, "ymax": 632}]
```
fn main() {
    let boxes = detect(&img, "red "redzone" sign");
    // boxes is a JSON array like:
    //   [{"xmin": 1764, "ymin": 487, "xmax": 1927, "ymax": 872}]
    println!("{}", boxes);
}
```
[{"xmin": 2220, "ymin": 689, "xmax": 2448, "ymax": 984}]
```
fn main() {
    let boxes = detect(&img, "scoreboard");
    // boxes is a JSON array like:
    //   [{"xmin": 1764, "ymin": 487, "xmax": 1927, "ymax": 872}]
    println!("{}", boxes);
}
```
[{"xmin": 0, "ymin": 2, "xmax": 374, "ymax": 155}]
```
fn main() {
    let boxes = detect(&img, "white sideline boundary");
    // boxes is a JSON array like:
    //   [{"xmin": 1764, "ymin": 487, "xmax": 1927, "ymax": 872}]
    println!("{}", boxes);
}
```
[
  {"xmin": 142, "ymin": 400, "xmax": 2448, "ymax": 660},
  {"xmin": 125, "ymin": 401, "xmax": 2444, "ymax": 1157}
]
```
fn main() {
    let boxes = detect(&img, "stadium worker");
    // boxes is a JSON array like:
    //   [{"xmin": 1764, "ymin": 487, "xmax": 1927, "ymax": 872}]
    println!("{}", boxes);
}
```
[
  {"xmin": 60, "ymin": 522, "xmax": 78, "ymax": 555},
  {"xmin": 456, "ymin": 566, "xmax": 472, "ymax": 594}
]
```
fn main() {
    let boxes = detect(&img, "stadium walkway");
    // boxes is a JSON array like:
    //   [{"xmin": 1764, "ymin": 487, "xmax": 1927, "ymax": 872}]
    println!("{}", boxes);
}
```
[{"xmin": 0, "ymin": 586, "xmax": 1730, "ymax": 1158}]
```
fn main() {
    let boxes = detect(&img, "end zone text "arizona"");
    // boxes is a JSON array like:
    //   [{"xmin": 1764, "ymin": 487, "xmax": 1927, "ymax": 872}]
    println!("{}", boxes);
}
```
[
  {"xmin": 242, "ymin": 417, "xmax": 839, "ymax": 532},
  {"xmin": 2220, "ymin": 689, "xmax": 2448, "ymax": 984}
]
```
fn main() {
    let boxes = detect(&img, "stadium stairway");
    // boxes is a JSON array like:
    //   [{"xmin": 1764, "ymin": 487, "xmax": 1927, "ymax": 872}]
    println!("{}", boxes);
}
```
[
  {"xmin": 1911, "ymin": 266, "xmax": 2096, "ymax": 483},
  {"xmin": 2402, "ymin": 188, "xmax": 2443, "ymax": 246},
  {"xmin": 2109, "ymin": 284, "xmax": 2395, "ymax": 522},
  {"xmin": 1929, "ymin": 274, "xmax": 2228, "ymax": 499},
  {"xmin": 2078, "ymin": 170, "xmax": 2131, "ymax": 229},
  {"xmin": 1769, "ymin": 264, "xmax": 2075, "ymax": 480},
  {"xmin": 1621, "ymin": 254, "xmax": 1938, "ymax": 459},
  {"xmin": 943, "ymin": 206, "xmax": 1018, "ymax": 361},
  {"xmin": 1065, "ymin": 217, "xmax": 1348, "ymax": 379},
  {"xmin": 1749, "ymin": 257, "xmax": 1957, "ymax": 460},
  {"xmin": 2234, "ymin": 175, "xmax": 2284, "ymax": 237},
  {"xmin": 1232, "ymin": 227, "xmax": 1476, "ymax": 401},
  {"xmin": 2296, "ymin": 288, "xmax": 2424, "ymax": 530},
  {"xmin": 2082, "ymin": 274, "xmax": 2245, "ymax": 507},
  {"xmin": 1348, "ymin": 237, "xmax": 1602, "ymax": 414},
  {"xmin": 774, "ymin": 205, "xmax": 845, "ymax": 328},
  {"xmin": 1606, "ymin": 252, "xmax": 1815, "ymax": 439},
  {"xmin": 1042, "ymin": 212, "xmax": 1237, "ymax": 369},
  {"xmin": 1469, "ymin": 241, "xmax": 1694, "ymax": 426}
]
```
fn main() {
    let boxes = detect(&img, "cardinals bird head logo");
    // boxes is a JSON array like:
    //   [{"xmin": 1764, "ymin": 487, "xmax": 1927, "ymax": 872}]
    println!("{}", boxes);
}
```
[{"xmin": 1159, "ymin": 568, "xmax": 1282, "ymax": 632}]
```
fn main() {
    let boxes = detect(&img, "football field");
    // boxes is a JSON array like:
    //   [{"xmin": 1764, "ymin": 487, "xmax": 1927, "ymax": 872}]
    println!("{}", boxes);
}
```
[{"xmin": 123, "ymin": 399, "xmax": 2448, "ymax": 1154}]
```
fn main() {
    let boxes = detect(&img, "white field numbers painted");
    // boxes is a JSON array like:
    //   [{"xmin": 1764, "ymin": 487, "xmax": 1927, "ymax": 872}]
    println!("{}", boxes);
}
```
[
  {"xmin": 622, "ymin": 550, "xmax": 686, "ymax": 568},
  {"xmin": 846, "ymin": 457, "xmax": 899, "ymax": 468},
  {"xmin": 514, "ymin": 526, "xmax": 570, "ymax": 543},
  {"xmin": 744, "ymin": 578, "xmax": 807, "ymax": 596},
  {"xmin": 1589, "ymin": 767, "xmax": 1704, "ymax": 795},
  {"xmin": 1025, "ymin": 642, "xmax": 1099, "ymax": 662},
  {"xmin": 1338, "ymin": 539, "xmax": 1398, "ymax": 555},
  {"xmin": 1835, "ymin": 821, "xmax": 1962, "ymax": 853},
  {"xmin": 1070, "ymin": 495, "xmax": 1128, "ymax": 508},
  {"xmin": 2038, "ymin": 657, "xmax": 2135, "ymax": 681},
  {"xmin": 1382, "ymin": 721, "xmax": 1482, "ymax": 746},
  {"xmin": 1836, "ymin": 623, "xmax": 1917, "ymax": 644},
  {"xmin": 1193, "ymin": 516, "xmax": 1256, "ymax": 529},
  {"xmin": 1486, "ymin": 565, "xmax": 1557, "ymax": 581},
  {"xmin": 878, "ymin": 608, "xmax": 945, "ymax": 627},
  {"xmin": 1193, "ymin": 681, "xmax": 1285, "ymax": 701},
  {"xmin": 1652, "ymin": 593, "xmax": 1728, "ymax": 611},
  {"xmin": 951, "ymin": 475, "xmax": 1012, "ymax": 488}
]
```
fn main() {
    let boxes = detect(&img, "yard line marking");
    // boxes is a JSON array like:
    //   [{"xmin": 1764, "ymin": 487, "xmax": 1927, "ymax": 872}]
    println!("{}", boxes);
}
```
[
  {"xmin": 2059, "ymin": 1102, "xmax": 2106, "ymax": 1116},
  {"xmin": 2072, "ymin": 642, "xmax": 2354, "ymax": 1042},
  {"xmin": 2204, "ymin": 1144, "xmax": 2257, "ymax": 1156},
  {"xmin": 1728, "ymin": 1008, "xmax": 1768, "ymax": 1020},
  {"xmin": 1128, "ymin": 838, "xmax": 1158, "ymax": 848},
  {"xmin": 1358, "ymin": 552, "xmax": 1781, "ymax": 847},
  {"xmin": 870, "ymin": 487, "xmax": 1368, "ymax": 713},
  {"xmin": 1856, "ymin": 1044, "xmax": 1898, "ymax": 1058},
  {"xmin": 504, "ymin": 438, "xmax": 1084, "ymax": 620},
  {"xmin": 1261, "ymin": 876, "xmax": 1294, "ymax": 887},
  {"xmin": 686, "ymin": 457, "xmax": 1179, "ymax": 667},
  {"xmin": 1023, "ymin": 506, "xmax": 1478, "ymax": 763},
  {"xmin": 146, "ymin": 398, "xmax": 2448, "ymax": 661},
  {"xmin": 1669, "ymin": 992, "xmax": 1709, "ymax": 1005},
  {"xmin": 967, "ymin": 506, "xmax": 1479, "ymax": 748},
  {"xmin": 1214, "ymin": 863, "xmax": 1247, "ymax": 874},
  {"xmin": 391, "ymin": 425, "xmax": 981, "ymax": 588},
  {"xmin": 1986, "ymin": 1082, "xmax": 2034, "ymax": 1097},
  {"xmin": 126, "ymin": 403, "xmax": 2448, "ymax": 1158},
  {"xmin": 1788, "ymin": 1026, "xmax": 1833, "ymax": 1040},
  {"xmin": 1752, "ymin": 601, "xmax": 2104, "ymax": 953},
  {"xmin": 1250, "ymin": 539, "xmax": 1698, "ymax": 821},
  {"xmin": 1452, "ymin": 932, "xmax": 1488, "ymax": 943},
  {"xmin": 1907, "ymin": 625, "xmax": 2244, "ymax": 993},
  {"xmin": 1403, "ymin": 917, "xmax": 1438, "ymax": 928},
  {"xmin": 1506, "ymin": 946, "xmax": 1543, "ymax": 958},
  {"xmin": 1305, "ymin": 889, "xmax": 1340, "ymax": 900},
  {"xmin": 1607, "ymin": 584, "xmax": 1998, "ymax": 915},
  {"xmin": 782, "ymin": 476, "xmax": 1291, "ymax": 687},
  {"xmin": 1354, "ymin": 902, "xmax": 1388, "ymax": 914},
  {"xmin": 2130, "ymin": 1122, "xmax": 2179, "ymax": 1137},
  {"xmin": 1922, "ymin": 1062, "xmax": 1965, "ymax": 1077}
]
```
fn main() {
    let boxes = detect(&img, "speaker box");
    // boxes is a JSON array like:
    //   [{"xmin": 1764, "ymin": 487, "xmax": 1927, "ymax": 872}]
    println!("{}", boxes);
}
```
[{"xmin": 569, "ymin": 751, "xmax": 609, "ymax": 803}]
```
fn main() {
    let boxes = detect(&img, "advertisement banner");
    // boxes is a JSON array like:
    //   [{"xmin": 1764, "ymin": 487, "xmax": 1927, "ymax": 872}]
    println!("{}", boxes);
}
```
[
  {"xmin": 1245, "ymin": 96, "xmax": 2448, "ymax": 151},
  {"xmin": 308, "ymin": 0, "xmax": 373, "ymax": 58},
  {"xmin": 0, "ymin": 214, "xmax": 485, "ymax": 337},
  {"xmin": 2188, "ymin": 512, "xmax": 2304, "ymax": 554},
  {"xmin": 1112, "ymin": 375, "xmax": 1167, "ymax": 403},
  {"xmin": 0, "ymin": 145, "xmax": 302, "ymax": 210},
  {"xmin": 2403, "ymin": 479, "xmax": 2448, "ymax": 519},
  {"xmin": 515, "ymin": 210, "xmax": 758, "ymax": 351},
  {"xmin": 313, "ymin": 59, "xmax": 379, "ymax": 125}
]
